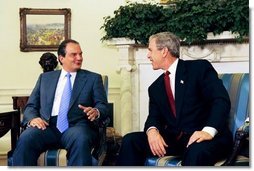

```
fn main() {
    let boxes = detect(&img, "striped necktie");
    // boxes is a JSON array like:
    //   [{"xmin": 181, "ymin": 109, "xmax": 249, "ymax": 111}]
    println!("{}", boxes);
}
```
[{"xmin": 57, "ymin": 72, "xmax": 72, "ymax": 133}]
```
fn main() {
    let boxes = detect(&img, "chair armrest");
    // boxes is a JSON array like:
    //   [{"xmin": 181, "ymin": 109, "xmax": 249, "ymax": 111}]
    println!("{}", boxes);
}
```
[
  {"xmin": 222, "ymin": 119, "xmax": 249, "ymax": 166},
  {"xmin": 93, "ymin": 116, "xmax": 111, "ymax": 128},
  {"xmin": 91, "ymin": 116, "xmax": 110, "ymax": 165}
]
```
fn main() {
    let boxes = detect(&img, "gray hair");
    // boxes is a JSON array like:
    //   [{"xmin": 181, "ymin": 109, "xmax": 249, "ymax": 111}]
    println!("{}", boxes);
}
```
[{"xmin": 149, "ymin": 32, "xmax": 180, "ymax": 58}]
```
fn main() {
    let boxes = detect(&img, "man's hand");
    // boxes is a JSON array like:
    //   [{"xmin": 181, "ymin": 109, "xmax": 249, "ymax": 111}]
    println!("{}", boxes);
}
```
[
  {"xmin": 78, "ymin": 104, "xmax": 99, "ymax": 121},
  {"xmin": 187, "ymin": 131, "xmax": 213, "ymax": 147},
  {"xmin": 147, "ymin": 128, "xmax": 168, "ymax": 157},
  {"xmin": 29, "ymin": 117, "xmax": 48, "ymax": 130}
]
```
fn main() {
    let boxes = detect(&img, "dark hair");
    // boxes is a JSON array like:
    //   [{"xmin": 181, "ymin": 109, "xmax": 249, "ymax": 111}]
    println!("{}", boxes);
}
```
[
  {"xmin": 57, "ymin": 39, "xmax": 79, "ymax": 65},
  {"xmin": 39, "ymin": 52, "xmax": 58, "ymax": 72},
  {"xmin": 57, "ymin": 39, "xmax": 79, "ymax": 57}
]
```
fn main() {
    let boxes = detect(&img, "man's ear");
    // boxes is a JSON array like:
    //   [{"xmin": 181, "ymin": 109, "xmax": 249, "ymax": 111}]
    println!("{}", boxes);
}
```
[
  {"xmin": 58, "ymin": 56, "xmax": 63, "ymax": 63},
  {"xmin": 161, "ymin": 47, "xmax": 169, "ymax": 57}
]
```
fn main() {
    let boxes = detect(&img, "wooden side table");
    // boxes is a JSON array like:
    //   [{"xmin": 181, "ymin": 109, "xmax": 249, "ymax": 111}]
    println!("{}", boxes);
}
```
[
  {"xmin": 12, "ymin": 96, "xmax": 29, "ymax": 137},
  {"xmin": 0, "ymin": 110, "xmax": 20, "ymax": 151},
  {"xmin": 12, "ymin": 96, "xmax": 29, "ymax": 112}
]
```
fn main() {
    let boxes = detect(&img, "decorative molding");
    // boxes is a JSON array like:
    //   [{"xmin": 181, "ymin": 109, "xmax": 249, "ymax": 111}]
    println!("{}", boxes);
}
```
[
  {"xmin": 181, "ymin": 46, "xmax": 220, "ymax": 61},
  {"xmin": 181, "ymin": 31, "xmax": 249, "ymax": 46}
]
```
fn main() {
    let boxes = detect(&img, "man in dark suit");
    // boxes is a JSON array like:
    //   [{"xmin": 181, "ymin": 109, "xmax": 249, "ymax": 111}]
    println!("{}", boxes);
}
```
[
  {"xmin": 117, "ymin": 32, "xmax": 233, "ymax": 166},
  {"xmin": 13, "ymin": 39, "xmax": 108, "ymax": 166}
]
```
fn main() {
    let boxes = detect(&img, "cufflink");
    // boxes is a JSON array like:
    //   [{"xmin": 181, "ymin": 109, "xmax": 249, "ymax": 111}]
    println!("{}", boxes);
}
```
[{"xmin": 180, "ymin": 80, "xmax": 184, "ymax": 84}]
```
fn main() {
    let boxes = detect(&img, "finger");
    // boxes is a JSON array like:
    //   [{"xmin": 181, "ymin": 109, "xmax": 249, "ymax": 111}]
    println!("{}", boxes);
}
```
[
  {"xmin": 88, "ymin": 113, "xmax": 97, "ymax": 121},
  {"xmin": 87, "ymin": 109, "xmax": 97, "ymax": 118},
  {"xmin": 88, "ymin": 114, "xmax": 95, "ymax": 121},
  {"xmin": 43, "ymin": 120, "xmax": 49, "ymax": 126},
  {"xmin": 84, "ymin": 107, "xmax": 92, "ymax": 113},
  {"xmin": 158, "ymin": 144, "xmax": 166, "ymax": 157},
  {"xmin": 152, "ymin": 142, "xmax": 163, "ymax": 157},
  {"xmin": 150, "ymin": 144, "xmax": 157, "ymax": 156},
  {"xmin": 149, "ymin": 142, "xmax": 156, "ymax": 156},
  {"xmin": 36, "ymin": 122, "xmax": 44, "ymax": 129},
  {"xmin": 162, "ymin": 138, "xmax": 168, "ymax": 148},
  {"xmin": 156, "ymin": 142, "xmax": 166, "ymax": 156},
  {"xmin": 31, "ymin": 119, "xmax": 47, "ymax": 130},
  {"xmin": 187, "ymin": 137, "xmax": 197, "ymax": 147},
  {"xmin": 87, "ymin": 109, "xmax": 93, "ymax": 115},
  {"xmin": 156, "ymin": 148, "xmax": 164, "ymax": 157},
  {"xmin": 78, "ymin": 104, "xmax": 87, "ymax": 110},
  {"xmin": 39, "ymin": 122, "xmax": 48, "ymax": 130},
  {"xmin": 196, "ymin": 137, "xmax": 203, "ymax": 143}
]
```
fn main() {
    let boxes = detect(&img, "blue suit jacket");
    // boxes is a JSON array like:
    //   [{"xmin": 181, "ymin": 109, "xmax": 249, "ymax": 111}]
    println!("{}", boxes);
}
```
[{"xmin": 23, "ymin": 69, "xmax": 108, "ymax": 129}]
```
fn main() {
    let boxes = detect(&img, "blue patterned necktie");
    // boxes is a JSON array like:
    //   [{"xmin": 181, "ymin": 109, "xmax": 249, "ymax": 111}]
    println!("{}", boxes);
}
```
[{"xmin": 57, "ymin": 72, "xmax": 72, "ymax": 133}]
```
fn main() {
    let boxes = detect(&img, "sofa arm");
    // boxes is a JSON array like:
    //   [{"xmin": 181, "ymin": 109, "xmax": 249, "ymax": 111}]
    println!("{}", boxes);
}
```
[{"xmin": 222, "ymin": 117, "xmax": 249, "ymax": 166}]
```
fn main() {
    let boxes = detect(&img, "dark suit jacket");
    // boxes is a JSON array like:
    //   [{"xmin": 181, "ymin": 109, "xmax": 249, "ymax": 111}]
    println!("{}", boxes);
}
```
[
  {"xmin": 144, "ymin": 59, "xmax": 231, "ymax": 140},
  {"xmin": 23, "ymin": 69, "xmax": 108, "ymax": 130}
]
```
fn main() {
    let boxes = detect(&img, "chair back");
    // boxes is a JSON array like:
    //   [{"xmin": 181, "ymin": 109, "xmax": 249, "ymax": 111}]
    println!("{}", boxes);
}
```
[
  {"xmin": 102, "ymin": 75, "xmax": 108, "ymax": 97},
  {"xmin": 219, "ymin": 73, "xmax": 249, "ymax": 138}
]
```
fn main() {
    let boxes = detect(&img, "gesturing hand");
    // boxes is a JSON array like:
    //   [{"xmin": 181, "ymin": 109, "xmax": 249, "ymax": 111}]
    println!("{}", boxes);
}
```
[{"xmin": 78, "ymin": 104, "xmax": 99, "ymax": 121}]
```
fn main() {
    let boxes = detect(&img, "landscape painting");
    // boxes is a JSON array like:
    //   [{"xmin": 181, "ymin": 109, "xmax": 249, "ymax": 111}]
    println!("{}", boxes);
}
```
[
  {"xmin": 20, "ymin": 8, "xmax": 71, "ymax": 52},
  {"xmin": 26, "ymin": 15, "xmax": 65, "ymax": 46}
]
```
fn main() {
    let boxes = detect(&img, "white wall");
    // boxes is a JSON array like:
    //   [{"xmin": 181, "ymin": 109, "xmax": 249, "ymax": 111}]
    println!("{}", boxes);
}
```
[
  {"xmin": 0, "ymin": 0, "xmax": 126, "ymax": 131},
  {"xmin": 0, "ymin": 0, "xmax": 126, "ymax": 88}
]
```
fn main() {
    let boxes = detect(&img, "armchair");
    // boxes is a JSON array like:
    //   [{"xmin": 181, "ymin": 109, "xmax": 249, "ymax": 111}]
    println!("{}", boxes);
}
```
[
  {"xmin": 8, "ymin": 75, "xmax": 110, "ymax": 166},
  {"xmin": 145, "ymin": 73, "xmax": 249, "ymax": 166},
  {"xmin": 0, "ymin": 110, "xmax": 20, "ymax": 153}
]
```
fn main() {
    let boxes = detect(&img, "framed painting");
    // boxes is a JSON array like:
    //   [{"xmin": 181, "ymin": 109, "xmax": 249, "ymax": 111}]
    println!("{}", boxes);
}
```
[{"xmin": 19, "ymin": 8, "xmax": 71, "ymax": 52}]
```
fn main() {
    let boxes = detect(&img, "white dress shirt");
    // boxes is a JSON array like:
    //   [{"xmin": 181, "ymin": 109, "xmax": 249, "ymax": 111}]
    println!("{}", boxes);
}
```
[{"xmin": 51, "ymin": 69, "xmax": 76, "ymax": 117}]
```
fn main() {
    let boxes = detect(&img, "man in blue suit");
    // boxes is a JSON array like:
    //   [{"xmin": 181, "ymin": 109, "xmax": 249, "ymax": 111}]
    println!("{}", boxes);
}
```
[
  {"xmin": 117, "ymin": 32, "xmax": 233, "ymax": 166},
  {"xmin": 13, "ymin": 39, "xmax": 108, "ymax": 166}
]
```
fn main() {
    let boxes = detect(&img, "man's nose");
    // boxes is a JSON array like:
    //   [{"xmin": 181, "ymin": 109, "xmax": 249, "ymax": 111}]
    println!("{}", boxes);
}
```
[{"xmin": 76, "ymin": 54, "xmax": 83, "ymax": 60}]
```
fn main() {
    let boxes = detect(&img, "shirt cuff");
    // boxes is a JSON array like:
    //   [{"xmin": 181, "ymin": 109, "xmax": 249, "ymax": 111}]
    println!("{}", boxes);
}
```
[
  {"xmin": 146, "ymin": 126, "xmax": 158, "ymax": 135},
  {"xmin": 94, "ymin": 108, "xmax": 100, "ymax": 119},
  {"xmin": 202, "ymin": 126, "xmax": 218, "ymax": 137}
]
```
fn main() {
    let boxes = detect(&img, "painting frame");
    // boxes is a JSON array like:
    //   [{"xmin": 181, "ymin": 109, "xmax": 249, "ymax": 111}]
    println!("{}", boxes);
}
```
[{"xmin": 19, "ymin": 8, "xmax": 71, "ymax": 52}]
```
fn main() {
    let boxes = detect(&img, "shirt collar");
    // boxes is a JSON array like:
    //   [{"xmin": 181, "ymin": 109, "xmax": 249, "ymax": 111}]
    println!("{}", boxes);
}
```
[
  {"xmin": 165, "ymin": 58, "xmax": 179, "ymax": 76},
  {"xmin": 60, "ymin": 69, "xmax": 77, "ymax": 80}
]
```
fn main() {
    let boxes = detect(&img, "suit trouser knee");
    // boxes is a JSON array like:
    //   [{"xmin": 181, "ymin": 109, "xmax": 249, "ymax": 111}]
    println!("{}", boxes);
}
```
[{"xmin": 117, "ymin": 132, "xmax": 151, "ymax": 166}]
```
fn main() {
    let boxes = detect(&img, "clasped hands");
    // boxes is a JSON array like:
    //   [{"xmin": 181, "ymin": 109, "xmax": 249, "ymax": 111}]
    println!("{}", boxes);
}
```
[
  {"xmin": 147, "ymin": 128, "xmax": 213, "ymax": 157},
  {"xmin": 29, "ymin": 104, "xmax": 99, "ymax": 130}
]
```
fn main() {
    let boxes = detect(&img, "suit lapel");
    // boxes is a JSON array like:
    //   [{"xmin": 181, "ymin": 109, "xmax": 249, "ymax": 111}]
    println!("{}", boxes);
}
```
[
  {"xmin": 45, "ymin": 71, "xmax": 61, "ymax": 115},
  {"xmin": 69, "ymin": 70, "xmax": 87, "ymax": 109},
  {"xmin": 175, "ymin": 59, "xmax": 187, "ymax": 120}
]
